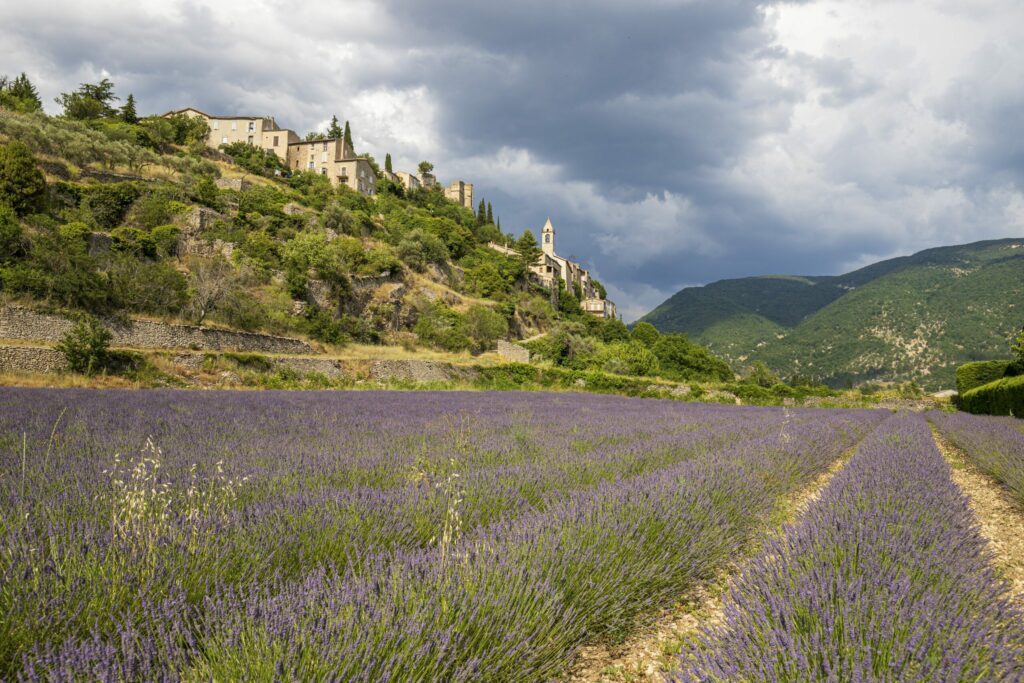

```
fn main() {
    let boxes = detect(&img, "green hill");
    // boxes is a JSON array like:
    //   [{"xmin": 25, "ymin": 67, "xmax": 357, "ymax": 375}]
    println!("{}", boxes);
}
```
[{"xmin": 639, "ymin": 239, "xmax": 1024, "ymax": 390}]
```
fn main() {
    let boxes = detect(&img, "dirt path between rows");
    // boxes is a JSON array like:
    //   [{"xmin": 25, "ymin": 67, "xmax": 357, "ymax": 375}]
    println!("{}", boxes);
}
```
[
  {"xmin": 561, "ymin": 449, "xmax": 854, "ymax": 682},
  {"xmin": 932, "ymin": 428, "xmax": 1024, "ymax": 600}
]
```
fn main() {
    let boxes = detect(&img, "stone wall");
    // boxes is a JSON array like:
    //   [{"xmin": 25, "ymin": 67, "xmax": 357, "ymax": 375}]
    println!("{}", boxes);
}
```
[
  {"xmin": 0, "ymin": 306, "xmax": 313, "ymax": 354},
  {"xmin": 368, "ymin": 360, "xmax": 479, "ymax": 383},
  {"xmin": 0, "ymin": 345, "xmax": 65, "ymax": 374},
  {"xmin": 496, "ymin": 340, "xmax": 530, "ymax": 363},
  {"xmin": 167, "ymin": 353, "xmax": 347, "ymax": 379}
]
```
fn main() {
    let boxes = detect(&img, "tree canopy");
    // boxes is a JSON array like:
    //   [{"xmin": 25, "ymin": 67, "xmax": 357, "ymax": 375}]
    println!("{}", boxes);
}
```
[{"xmin": 56, "ymin": 78, "xmax": 119, "ymax": 120}]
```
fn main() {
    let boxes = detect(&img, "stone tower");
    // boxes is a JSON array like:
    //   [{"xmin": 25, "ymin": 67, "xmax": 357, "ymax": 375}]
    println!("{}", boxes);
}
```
[{"xmin": 541, "ymin": 218, "xmax": 556, "ymax": 257}]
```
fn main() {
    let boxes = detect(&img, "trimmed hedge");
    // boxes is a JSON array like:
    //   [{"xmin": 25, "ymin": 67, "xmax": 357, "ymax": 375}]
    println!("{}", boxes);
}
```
[
  {"xmin": 959, "ymin": 374, "xmax": 1024, "ymax": 417},
  {"xmin": 955, "ymin": 360, "xmax": 1012, "ymax": 394}
]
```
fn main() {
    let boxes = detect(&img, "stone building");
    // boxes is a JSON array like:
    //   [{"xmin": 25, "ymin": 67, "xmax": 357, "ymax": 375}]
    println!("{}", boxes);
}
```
[
  {"xmin": 285, "ymin": 138, "xmax": 377, "ymax": 195},
  {"xmin": 444, "ymin": 180, "xmax": 474, "ymax": 209},
  {"xmin": 165, "ymin": 108, "xmax": 376, "ymax": 195},
  {"xmin": 490, "ymin": 218, "xmax": 617, "ymax": 319},
  {"xmin": 395, "ymin": 171, "xmax": 421, "ymax": 193},
  {"xmin": 165, "ymin": 108, "xmax": 300, "ymax": 162}
]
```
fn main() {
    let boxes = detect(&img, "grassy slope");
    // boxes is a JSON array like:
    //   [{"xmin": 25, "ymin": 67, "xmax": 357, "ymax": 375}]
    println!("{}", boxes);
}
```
[{"xmin": 640, "ymin": 239, "xmax": 1024, "ymax": 389}]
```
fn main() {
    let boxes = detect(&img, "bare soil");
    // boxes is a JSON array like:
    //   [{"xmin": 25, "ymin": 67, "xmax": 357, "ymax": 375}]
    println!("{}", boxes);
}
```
[
  {"xmin": 932, "ymin": 428, "xmax": 1024, "ymax": 600},
  {"xmin": 560, "ymin": 451, "xmax": 853, "ymax": 682}
]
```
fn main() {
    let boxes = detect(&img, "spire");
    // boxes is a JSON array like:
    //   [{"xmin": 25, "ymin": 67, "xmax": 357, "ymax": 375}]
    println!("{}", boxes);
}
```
[{"xmin": 541, "ymin": 217, "xmax": 556, "ymax": 256}]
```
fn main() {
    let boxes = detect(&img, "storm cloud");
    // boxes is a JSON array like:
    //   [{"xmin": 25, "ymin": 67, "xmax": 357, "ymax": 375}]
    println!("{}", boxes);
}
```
[{"xmin": 2, "ymin": 0, "xmax": 1022, "ymax": 319}]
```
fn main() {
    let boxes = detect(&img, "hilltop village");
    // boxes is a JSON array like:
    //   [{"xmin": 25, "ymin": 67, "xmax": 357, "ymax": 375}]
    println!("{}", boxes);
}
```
[{"xmin": 166, "ymin": 107, "xmax": 616, "ymax": 319}]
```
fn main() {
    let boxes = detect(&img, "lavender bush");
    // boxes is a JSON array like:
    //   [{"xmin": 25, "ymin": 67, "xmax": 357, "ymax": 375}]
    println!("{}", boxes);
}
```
[
  {"xmin": 0, "ymin": 388, "xmax": 881, "ymax": 680},
  {"xmin": 677, "ymin": 414, "xmax": 1024, "ymax": 682},
  {"xmin": 930, "ymin": 411, "xmax": 1024, "ymax": 504}
]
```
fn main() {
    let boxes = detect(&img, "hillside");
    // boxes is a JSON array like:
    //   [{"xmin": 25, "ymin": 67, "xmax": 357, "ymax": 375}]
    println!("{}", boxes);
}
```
[
  {"xmin": 639, "ymin": 239, "xmax": 1024, "ymax": 390},
  {"xmin": 0, "ymin": 87, "xmax": 736, "ymax": 388}
]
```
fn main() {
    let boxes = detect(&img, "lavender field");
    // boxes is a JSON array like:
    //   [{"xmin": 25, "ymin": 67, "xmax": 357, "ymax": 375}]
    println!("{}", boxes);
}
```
[{"xmin": 0, "ymin": 389, "xmax": 1021, "ymax": 681}]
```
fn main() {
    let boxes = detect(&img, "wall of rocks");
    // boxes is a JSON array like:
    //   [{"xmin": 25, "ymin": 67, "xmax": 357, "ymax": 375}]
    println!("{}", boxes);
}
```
[
  {"xmin": 0, "ymin": 345, "xmax": 66, "ymax": 374},
  {"xmin": 0, "ymin": 306, "xmax": 313, "ymax": 354},
  {"xmin": 496, "ymin": 340, "xmax": 530, "ymax": 363}
]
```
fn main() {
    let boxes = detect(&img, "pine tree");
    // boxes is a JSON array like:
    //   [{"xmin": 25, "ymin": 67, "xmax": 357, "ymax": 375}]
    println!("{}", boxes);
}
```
[
  {"xmin": 515, "ymin": 229, "xmax": 542, "ymax": 266},
  {"xmin": 7, "ymin": 73, "xmax": 42, "ymax": 111},
  {"xmin": 384, "ymin": 153, "xmax": 393, "ymax": 173},
  {"xmin": 121, "ymin": 93, "xmax": 138, "ymax": 123},
  {"xmin": 477, "ymin": 199, "xmax": 487, "ymax": 225},
  {"xmin": 343, "ymin": 120, "xmax": 353, "ymax": 150},
  {"xmin": 486, "ymin": 202, "xmax": 493, "ymax": 225},
  {"xmin": 328, "ymin": 115, "xmax": 343, "ymax": 139}
]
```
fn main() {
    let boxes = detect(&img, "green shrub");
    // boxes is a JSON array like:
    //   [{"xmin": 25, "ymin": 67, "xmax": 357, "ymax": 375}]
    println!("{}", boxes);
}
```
[
  {"xmin": 80, "ymin": 182, "xmax": 141, "ymax": 229},
  {"xmin": 600, "ymin": 341, "xmax": 659, "ymax": 377},
  {"xmin": 651, "ymin": 333, "xmax": 733, "ymax": 382},
  {"xmin": 0, "ymin": 203, "xmax": 23, "ymax": 263},
  {"xmin": 955, "ymin": 360, "xmax": 1012, "ymax": 394},
  {"xmin": 0, "ymin": 140, "xmax": 46, "ymax": 215},
  {"xmin": 630, "ymin": 322, "xmax": 661, "ymax": 348},
  {"xmin": 959, "ymin": 374, "xmax": 1024, "ymax": 417},
  {"xmin": 414, "ymin": 302, "xmax": 470, "ymax": 352},
  {"xmin": 110, "ymin": 226, "xmax": 156, "ymax": 257},
  {"xmin": 464, "ymin": 304, "xmax": 508, "ymax": 352},
  {"xmin": 150, "ymin": 225, "xmax": 180, "ymax": 256},
  {"xmin": 57, "ymin": 317, "xmax": 112, "ymax": 375},
  {"xmin": 222, "ymin": 142, "xmax": 285, "ymax": 177},
  {"xmin": 107, "ymin": 256, "xmax": 188, "ymax": 314}
]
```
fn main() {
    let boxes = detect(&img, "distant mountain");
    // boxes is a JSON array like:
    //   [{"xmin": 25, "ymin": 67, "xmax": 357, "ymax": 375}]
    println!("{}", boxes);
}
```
[{"xmin": 638, "ymin": 239, "xmax": 1024, "ymax": 390}]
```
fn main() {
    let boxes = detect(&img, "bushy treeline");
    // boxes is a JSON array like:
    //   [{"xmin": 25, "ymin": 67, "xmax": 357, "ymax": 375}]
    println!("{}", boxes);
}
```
[
  {"xmin": 526, "ymin": 320, "xmax": 734, "ymax": 383},
  {"xmin": 955, "ymin": 326, "xmax": 1024, "ymax": 417}
]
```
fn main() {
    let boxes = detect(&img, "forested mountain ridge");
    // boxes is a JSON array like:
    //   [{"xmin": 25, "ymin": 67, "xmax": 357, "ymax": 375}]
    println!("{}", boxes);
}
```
[{"xmin": 639, "ymin": 239, "xmax": 1024, "ymax": 390}]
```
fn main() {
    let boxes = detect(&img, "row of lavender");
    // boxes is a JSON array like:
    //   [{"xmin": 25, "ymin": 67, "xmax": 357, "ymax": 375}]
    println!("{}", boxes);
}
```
[
  {"xmin": 930, "ymin": 411, "xmax": 1024, "ymax": 504},
  {"xmin": 0, "ymin": 389, "xmax": 881, "ymax": 679},
  {"xmin": 677, "ymin": 414, "xmax": 1024, "ymax": 681}
]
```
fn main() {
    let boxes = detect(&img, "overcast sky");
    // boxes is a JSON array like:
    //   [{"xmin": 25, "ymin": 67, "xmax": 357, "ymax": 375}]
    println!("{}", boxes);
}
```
[{"xmin": 3, "ymin": 0, "xmax": 1023, "ymax": 320}]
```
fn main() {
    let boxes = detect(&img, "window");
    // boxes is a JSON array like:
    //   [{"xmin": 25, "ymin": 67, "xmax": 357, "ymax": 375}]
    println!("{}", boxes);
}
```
[
  {"xmin": 321, "ymin": 168, "xmax": 327, "ymax": 175},
  {"xmin": 231, "ymin": 121, "xmax": 237, "ymax": 131},
  {"xmin": 545, "ymin": 234, "xmax": 551, "ymax": 243},
  {"xmin": 273, "ymin": 135, "xmax": 279, "ymax": 146},
  {"xmin": 212, "ymin": 120, "xmax": 219, "ymax": 130},
  {"xmin": 321, "ymin": 152, "xmax": 328, "ymax": 162},
  {"xmin": 247, "ymin": 135, "xmax": 254, "ymax": 144},
  {"xmin": 322, "ymin": 142, "xmax": 328, "ymax": 151},
  {"xmin": 308, "ymin": 161, "xmax": 315, "ymax": 169},
  {"xmin": 248, "ymin": 121, "xmax": 255, "ymax": 132},
  {"xmin": 221, "ymin": 136, "xmax": 228, "ymax": 144}
]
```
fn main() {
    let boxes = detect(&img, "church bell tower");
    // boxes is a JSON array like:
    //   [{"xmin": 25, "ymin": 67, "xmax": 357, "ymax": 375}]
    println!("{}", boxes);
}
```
[{"xmin": 541, "ymin": 217, "xmax": 555, "ymax": 257}]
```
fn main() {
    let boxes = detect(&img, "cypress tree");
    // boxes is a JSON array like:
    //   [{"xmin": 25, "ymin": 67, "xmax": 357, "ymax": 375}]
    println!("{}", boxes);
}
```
[
  {"xmin": 384, "ymin": 153, "xmax": 393, "ymax": 173},
  {"xmin": 121, "ymin": 93, "xmax": 138, "ymax": 123},
  {"xmin": 343, "ymin": 120, "xmax": 353, "ymax": 150},
  {"xmin": 486, "ymin": 202, "xmax": 493, "ymax": 225},
  {"xmin": 477, "ymin": 199, "xmax": 487, "ymax": 225}
]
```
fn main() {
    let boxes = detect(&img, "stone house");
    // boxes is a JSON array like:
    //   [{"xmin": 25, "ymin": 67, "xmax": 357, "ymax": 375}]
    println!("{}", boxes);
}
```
[
  {"xmin": 285, "ymin": 138, "xmax": 377, "ymax": 195},
  {"xmin": 395, "ymin": 171, "xmax": 421, "ymax": 193},
  {"xmin": 165, "ymin": 108, "xmax": 301, "ymax": 161},
  {"xmin": 165, "ymin": 108, "xmax": 376, "ymax": 195}
]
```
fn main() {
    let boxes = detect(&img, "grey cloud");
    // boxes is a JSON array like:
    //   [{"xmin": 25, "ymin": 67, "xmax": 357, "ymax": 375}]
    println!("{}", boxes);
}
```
[{"xmin": 1, "ymin": 0, "xmax": 1022, "ymax": 321}]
